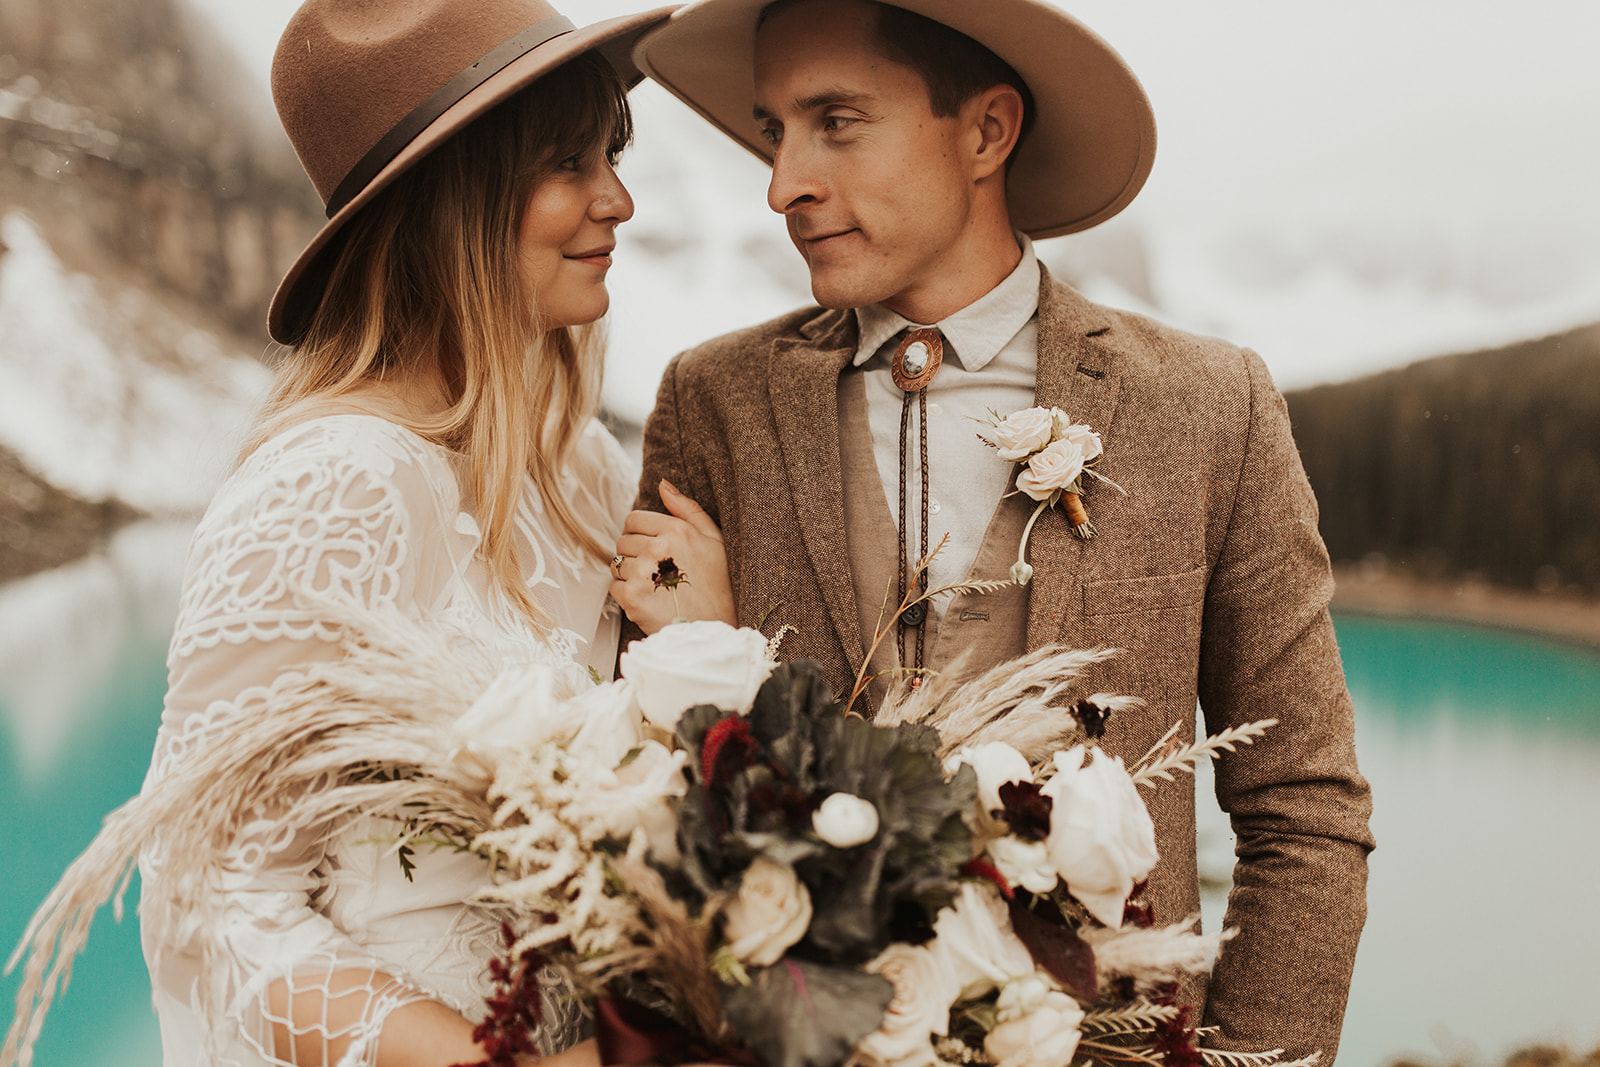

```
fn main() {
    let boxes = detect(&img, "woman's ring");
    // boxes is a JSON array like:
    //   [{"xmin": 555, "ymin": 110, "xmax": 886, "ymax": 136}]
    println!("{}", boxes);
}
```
[{"xmin": 610, "ymin": 554, "xmax": 625, "ymax": 579}]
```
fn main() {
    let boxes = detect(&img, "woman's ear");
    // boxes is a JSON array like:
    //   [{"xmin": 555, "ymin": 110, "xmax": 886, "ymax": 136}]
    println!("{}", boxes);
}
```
[{"xmin": 969, "ymin": 84, "xmax": 1025, "ymax": 181}]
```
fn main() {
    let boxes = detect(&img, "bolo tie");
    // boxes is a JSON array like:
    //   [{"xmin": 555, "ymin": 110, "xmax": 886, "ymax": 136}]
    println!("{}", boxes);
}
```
[{"xmin": 889, "ymin": 327, "xmax": 943, "ymax": 679}]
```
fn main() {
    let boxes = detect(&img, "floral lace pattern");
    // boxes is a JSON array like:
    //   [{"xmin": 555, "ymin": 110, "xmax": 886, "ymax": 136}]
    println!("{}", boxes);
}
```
[{"xmin": 141, "ymin": 414, "xmax": 635, "ymax": 1067}]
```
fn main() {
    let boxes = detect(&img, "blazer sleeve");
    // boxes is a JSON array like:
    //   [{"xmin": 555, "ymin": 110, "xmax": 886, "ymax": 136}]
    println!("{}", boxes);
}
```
[
  {"xmin": 635, "ymin": 351, "xmax": 718, "ymax": 523},
  {"xmin": 1196, "ymin": 350, "xmax": 1375, "ymax": 1062}
]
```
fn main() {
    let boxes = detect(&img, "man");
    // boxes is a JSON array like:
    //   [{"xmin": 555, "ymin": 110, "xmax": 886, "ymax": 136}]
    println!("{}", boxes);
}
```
[{"xmin": 613, "ymin": 0, "xmax": 1373, "ymax": 1058}]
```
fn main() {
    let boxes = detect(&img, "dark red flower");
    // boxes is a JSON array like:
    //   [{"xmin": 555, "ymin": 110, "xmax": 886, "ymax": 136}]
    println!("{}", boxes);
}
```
[
  {"xmin": 453, "ymin": 923, "xmax": 545, "ymax": 1067},
  {"xmin": 959, "ymin": 858, "xmax": 1014, "ymax": 900},
  {"xmin": 701, "ymin": 716, "xmax": 760, "ymax": 788},
  {"xmin": 1074, "ymin": 697, "xmax": 1112, "ymax": 740},
  {"xmin": 652, "ymin": 557, "xmax": 687, "ymax": 590},
  {"xmin": 1123, "ymin": 879, "xmax": 1154, "ymax": 928},
  {"xmin": 1152, "ymin": 1005, "xmax": 1204, "ymax": 1067},
  {"xmin": 997, "ymin": 780, "xmax": 1053, "ymax": 841}
]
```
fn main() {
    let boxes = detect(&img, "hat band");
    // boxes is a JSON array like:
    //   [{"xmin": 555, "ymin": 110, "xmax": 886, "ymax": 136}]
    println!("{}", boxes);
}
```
[{"xmin": 324, "ymin": 13, "xmax": 576, "ymax": 218}]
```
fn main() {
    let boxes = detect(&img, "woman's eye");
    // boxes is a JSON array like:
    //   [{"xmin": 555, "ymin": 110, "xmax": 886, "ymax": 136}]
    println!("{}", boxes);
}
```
[{"xmin": 559, "ymin": 154, "xmax": 585, "ymax": 171}]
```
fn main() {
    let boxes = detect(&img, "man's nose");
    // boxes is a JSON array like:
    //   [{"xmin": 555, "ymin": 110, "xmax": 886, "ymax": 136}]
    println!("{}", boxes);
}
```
[{"xmin": 766, "ymin": 141, "xmax": 822, "ymax": 214}]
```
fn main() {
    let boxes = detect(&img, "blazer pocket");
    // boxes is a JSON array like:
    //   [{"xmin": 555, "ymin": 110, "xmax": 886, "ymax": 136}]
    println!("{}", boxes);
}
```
[{"xmin": 1082, "ymin": 567, "xmax": 1208, "ymax": 617}]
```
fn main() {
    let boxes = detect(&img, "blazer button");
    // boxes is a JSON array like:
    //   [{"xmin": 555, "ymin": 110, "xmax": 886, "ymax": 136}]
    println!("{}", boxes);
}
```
[{"xmin": 901, "ymin": 602, "xmax": 928, "ymax": 627}]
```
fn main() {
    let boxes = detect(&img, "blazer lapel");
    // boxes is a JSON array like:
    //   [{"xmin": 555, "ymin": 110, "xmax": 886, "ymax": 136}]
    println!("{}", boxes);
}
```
[
  {"xmin": 768, "ymin": 310, "xmax": 867, "ymax": 677},
  {"xmin": 1026, "ymin": 270, "xmax": 1125, "ymax": 651}
]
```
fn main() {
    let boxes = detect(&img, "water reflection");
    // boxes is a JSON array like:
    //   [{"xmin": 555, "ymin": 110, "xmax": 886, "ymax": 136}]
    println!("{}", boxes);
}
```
[{"xmin": 3, "ymin": 554, "xmax": 1599, "ymax": 1067}]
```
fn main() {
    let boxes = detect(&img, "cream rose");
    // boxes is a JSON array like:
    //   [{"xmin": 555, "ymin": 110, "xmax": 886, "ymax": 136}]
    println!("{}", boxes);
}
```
[
  {"xmin": 984, "ymin": 406, "xmax": 1056, "ymax": 461},
  {"xmin": 984, "ymin": 988, "xmax": 1085, "ymax": 1067},
  {"xmin": 986, "ymin": 836, "xmax": 1058, "ymax": 895},
  {"xmin": 854, "ymin": 943, "xmax": 960, "ymax": 1067},
  {"xmin": 1016, "ymin": 438, "xmax": 1095, "ymax": 501},
  {"xmin": 618, "ymin": 620, "xmax": 775, "ymax": 732},
  {"xmin": 812, "ymin": 792, "xmax": 879, "ymax": 848},
  {"xmin": 721, "ymin": 856, "xmax": 812, "ymax": 966},
  {"xmin": 582, "ymin": 741, "xmax": 689, "ymax": 861},
  {"xmin": 1040, "ymin": 746, "xmax": 1158, "ymax": 928},
  {"xmin": 929, "ymin": 882, "xmax": 1036, "ymax": 998},
  {"xmin": 944, "ymin": 742, "xmax": 1033, "ymax": 817},
  {"xmin": 449, "ymin": 662, "xmax": 588, "ymax": 787}
]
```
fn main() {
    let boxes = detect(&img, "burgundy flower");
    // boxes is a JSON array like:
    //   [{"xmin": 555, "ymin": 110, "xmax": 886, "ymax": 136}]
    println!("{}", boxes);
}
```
[
  {"xmin": 1074, "ymin": 697, "xmax": 1112, "ymax": 740},
  {"xmin": 701, "ymin": 716, "xmax": 759, "ymax": 788},
  {"xmin": 996, "ymin": 780, "xmax": 1053, "ymax": 842}
]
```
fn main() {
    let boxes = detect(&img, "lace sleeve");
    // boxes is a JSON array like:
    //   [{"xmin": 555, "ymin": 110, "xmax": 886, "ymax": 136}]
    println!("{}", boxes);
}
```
[{"xmin": 144, "ymin": 417, "xmax": 480, "ymax": 1067}]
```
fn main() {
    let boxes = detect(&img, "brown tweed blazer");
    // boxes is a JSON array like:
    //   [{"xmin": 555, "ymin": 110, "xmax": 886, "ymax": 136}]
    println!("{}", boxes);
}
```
[{"xmin": 635, "ymin": 269, "xmax": 1374, "ymax": 1062}]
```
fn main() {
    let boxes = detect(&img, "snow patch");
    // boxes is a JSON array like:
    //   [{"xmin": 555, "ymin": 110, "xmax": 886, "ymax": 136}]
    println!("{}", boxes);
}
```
[{"xmin": 0, "ymin": 212, "xmax": 270, "ymax": 513}]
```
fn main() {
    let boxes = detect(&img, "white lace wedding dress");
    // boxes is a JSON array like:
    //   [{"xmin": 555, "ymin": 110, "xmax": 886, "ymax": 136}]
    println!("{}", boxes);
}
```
[{"xmin": 139, "ymin": 413, "xmax": 634, "ymax": 1067}]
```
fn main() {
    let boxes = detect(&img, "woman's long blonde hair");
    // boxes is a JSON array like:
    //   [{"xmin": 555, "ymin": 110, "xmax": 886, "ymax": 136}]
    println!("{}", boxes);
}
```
[{"xmin": 243, "ymin": 53, "xmax": 632, "ymax": 627}]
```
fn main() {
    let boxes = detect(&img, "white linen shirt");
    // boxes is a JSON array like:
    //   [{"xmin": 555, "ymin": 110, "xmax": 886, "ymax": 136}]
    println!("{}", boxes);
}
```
[{"xmin": 851, "ymin": 236, "xmax": 1040, "ymax": 626}]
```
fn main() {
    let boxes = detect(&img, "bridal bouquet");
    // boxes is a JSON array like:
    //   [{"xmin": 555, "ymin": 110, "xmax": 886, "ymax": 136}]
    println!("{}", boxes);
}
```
[{"xmin": 450, "ymin": 621, "xmax": 1306, "ymax": 1067}]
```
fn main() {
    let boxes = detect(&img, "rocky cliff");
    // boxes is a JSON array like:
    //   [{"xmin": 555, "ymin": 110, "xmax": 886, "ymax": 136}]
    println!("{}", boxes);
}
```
[{"xmin": 0, "ymin": 0, "xmax": 321, "ymax": 582}]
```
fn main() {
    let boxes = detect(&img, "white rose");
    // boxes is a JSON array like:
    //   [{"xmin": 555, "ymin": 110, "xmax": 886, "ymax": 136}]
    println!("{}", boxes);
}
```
[
  {"xmin": 983, "ymin": 406, "xmax": 1056, "ymax": 461},
  {"xmin": 1040, "ymin": 746, "xmax": 1158, "ymax": 929},
  {"xmin": 618, "ymin": 620, "xmax": 775, "ymax": 732},
  {"xmin": 722, "ymin": 856, "xmax": 812, "ymax": 966},
  {"xmin": 944, "ymin": 742, "xmax": 1033, "ymax": 817},
  {"xmin": 581, "ymin": 741, "xmax": 689, "ymax": 861},
  {"xmin": 812, "ymin": 792, "xmax": 879, "ymax": 848},
  {"xmin": 929, "ymin": 882, "xmax": 1036, "ymax": 998},
  {"xmin": 985, "ymin": 836, "xmax": 1058, "ymax": 895},
  {"xmin": 984, "ymin": 989, "xmax": 1085, "ymax": 1067},
  {"xmin": 449, "ymin": 663, "xmax": 583, "ymax": 787},
  {"xmin": 854, "ymin": 943, "xmax": 960, "ymax": 1067},
  {"xmin": 564, "ymin": 678, "xmax": 646, "ymax": 768},
  {"xmin": 1015, "ymin": 438, "xmax": 1094, "ymax": 501}
]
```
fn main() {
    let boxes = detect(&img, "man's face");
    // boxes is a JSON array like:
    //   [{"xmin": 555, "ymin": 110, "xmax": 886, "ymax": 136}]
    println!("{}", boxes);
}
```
[{"xmin": 753, "ymin": 0, "xmax": 979, "ymax": 316}]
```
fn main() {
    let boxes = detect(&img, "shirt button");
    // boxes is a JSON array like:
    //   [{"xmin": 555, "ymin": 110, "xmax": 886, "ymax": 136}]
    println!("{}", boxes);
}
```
[
  {"xmin": 929, "ymin": 499, "xmax": 942, "ymax": 515},
  {"xmin": 927, "ymin": 401, "xmax": 943, "ymax": 416}
]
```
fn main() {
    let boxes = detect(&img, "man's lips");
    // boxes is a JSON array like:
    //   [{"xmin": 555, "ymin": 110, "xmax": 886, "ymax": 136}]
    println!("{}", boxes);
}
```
[{"xmin": 796, "ymin": 228, "xmax": 857, "ymax": 247}]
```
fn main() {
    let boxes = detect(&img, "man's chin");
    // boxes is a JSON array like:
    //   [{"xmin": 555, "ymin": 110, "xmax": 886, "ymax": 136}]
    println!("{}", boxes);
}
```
[{"xmin": 808, "ymin": 275, "xmax": 889, "ymax": 312}]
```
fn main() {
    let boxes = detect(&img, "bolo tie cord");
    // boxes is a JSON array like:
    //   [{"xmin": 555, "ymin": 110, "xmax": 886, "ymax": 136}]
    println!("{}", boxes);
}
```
[{"xmin": 890, "ymin": 328, "xmax": 943, "ymax": 680}]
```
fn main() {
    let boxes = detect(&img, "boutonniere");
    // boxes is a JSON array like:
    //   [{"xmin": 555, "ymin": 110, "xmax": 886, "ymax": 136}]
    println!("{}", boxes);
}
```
[{"xmin": 976, "ymin": 406, "xmax": 1124, "ymax": 585}]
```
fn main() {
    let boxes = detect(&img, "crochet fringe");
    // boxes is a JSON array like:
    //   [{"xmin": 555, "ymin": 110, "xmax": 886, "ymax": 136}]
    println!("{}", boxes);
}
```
[{"xmin": 2, "ymin": 601, "xmax": 531, "ymax": 1067}]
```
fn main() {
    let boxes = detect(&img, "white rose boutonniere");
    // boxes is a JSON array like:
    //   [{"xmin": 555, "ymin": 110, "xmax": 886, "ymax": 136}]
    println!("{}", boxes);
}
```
[
  {"xmin": 975, "ymin": 406, "xmax": 1122, "ymax": 584},
  {"xmin": 1040, "ymin": 745, "xmax": 1159, "ymax": 928},
  {"xmin": 721, "ymin": 855, "xmax": 813, "ymax": 966},
  {"xmin": 618, "ymin": 620, "xmax": 775, "ymax": 732}
]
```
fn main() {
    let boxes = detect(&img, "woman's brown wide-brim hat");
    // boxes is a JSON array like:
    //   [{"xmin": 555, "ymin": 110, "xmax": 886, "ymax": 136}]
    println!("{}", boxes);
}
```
[
  {"xmin": 633, "ymin": 0, "xmax": 1155, "ymax": 240},
  {"xmin": 267, "ymin": 0, "xmax": 676, "ymax": 344}
]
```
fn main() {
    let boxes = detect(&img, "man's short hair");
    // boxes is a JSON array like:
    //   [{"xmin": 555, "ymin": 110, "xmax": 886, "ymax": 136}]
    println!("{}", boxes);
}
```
[{"xmin": 761, "ymin": 0, "xmax": 1037, "ymax": 156}]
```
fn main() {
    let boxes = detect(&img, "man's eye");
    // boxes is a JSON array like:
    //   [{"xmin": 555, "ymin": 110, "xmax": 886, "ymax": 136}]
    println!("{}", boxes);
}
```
[
  {"xmin": 822, "ymin": 115, "xmax": 856, "ymax": 133},
  {"xmin": 757, "ymin": 125, "xmax": 781, "ymax": 147}
]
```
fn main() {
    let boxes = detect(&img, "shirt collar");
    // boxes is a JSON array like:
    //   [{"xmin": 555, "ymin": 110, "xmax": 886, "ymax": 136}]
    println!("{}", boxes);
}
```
[{"xmin": 852, "ymin": 234, "xmax": 1039, "ymax": 372}]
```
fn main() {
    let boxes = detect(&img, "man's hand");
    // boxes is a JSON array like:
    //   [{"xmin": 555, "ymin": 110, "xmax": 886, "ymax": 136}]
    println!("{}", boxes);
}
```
[{"xmin": 611, "ymin": 479, "xmax": 736, "ymax": 634}]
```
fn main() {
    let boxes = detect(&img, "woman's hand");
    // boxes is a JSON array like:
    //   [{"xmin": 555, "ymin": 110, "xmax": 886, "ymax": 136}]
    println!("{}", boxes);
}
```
[{"xmin": 610, "ymin": 480, "xmax": 736, "ymax": 634}]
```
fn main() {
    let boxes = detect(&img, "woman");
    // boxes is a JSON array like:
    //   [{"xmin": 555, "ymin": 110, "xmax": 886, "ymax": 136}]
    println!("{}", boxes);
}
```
[{"xmin": 4, "ymin": 2, "xmax": 676, "ymax": 1066}]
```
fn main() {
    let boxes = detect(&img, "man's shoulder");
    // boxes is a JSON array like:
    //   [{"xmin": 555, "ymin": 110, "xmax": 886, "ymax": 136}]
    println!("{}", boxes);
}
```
[{"xmin": 1040, "ymin": 276, "xmax": 1266, "ymax": 396}]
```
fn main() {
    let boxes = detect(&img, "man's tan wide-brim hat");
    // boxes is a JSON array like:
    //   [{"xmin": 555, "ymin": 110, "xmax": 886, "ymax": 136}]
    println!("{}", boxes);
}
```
[
  {"xmin": 633, "ymin": 0, "xmax": 1155, "ymax": 240},
  {"xmin": 267, "ymin": 0, "xmax": 676, "ymax": 344}
]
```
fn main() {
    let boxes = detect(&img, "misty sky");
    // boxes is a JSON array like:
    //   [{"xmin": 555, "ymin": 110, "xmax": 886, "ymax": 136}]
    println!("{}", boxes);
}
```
[{"xmin": 190, "ymin": 0, "xmax": 1600, "ymax": 391}]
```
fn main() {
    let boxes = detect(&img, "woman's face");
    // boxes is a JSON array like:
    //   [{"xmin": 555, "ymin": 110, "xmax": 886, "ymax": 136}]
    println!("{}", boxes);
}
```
[{"xmin": 518, "ymin": 144, "xmax": 635, "ymax": 328}]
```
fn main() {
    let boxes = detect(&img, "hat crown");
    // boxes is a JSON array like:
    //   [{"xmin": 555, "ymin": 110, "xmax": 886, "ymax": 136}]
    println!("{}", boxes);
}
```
[{"xmin": 272, "ymin": 0, "xmax": 566, "ymax": 204}]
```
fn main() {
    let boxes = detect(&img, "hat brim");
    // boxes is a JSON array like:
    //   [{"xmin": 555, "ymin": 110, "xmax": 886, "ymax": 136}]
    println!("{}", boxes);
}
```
[
  {"xmin": 633, "ymin": 0, "xmax": 1155, "ymax": 241},
  {"xmin": 267, "ymin": 7, "xmax": 677, "ymax": 345}
]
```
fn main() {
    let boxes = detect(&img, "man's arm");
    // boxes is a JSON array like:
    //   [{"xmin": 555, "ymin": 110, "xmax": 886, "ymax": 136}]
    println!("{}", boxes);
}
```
[{"xmin": 1197, "ymin": 350, "xmax": 1375, "ymax": 1063}]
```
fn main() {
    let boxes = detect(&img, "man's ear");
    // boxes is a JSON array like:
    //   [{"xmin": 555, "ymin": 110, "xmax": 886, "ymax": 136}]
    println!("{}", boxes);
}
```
[{"xmin": 969, "ymin": 83, "xmax": 1025, "ymax": 181}]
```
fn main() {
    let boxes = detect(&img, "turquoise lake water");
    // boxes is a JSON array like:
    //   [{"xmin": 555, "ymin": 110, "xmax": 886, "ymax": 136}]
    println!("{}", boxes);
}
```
[{"xmin": 3, "ymin": 558, "xmax": 1598, "ymax": 1066}]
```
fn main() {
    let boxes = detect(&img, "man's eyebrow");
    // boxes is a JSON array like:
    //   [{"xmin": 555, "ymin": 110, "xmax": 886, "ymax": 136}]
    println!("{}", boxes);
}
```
[{"xmin": 752, "ymin": 88, "xmax": 874, "ymax": 122}]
